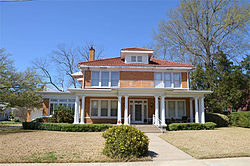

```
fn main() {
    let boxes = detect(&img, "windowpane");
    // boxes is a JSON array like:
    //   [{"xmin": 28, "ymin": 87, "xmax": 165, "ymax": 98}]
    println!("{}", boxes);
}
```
[
  {"xmin": 137, "ymin": 56, "xmax": 142, "ymax": 62},
  {"xmin": 173, "ymin": 73, "xmax": 181, "ymax": 88},
  {"xmin": 111, "ymin": 101, "xmax": 118, "ymax": 117},
  {"xmin": 91, "ymin": 100, "xmax": 98, "ymax": 116},
  {"xmin": 68, "ymin": 99, "xmax": 75, "ymax": 102},
  {"xmin": 111, "ymin": 72, "xmax": 119, "ymax": 87},
  {"xmin": 155, "ymin": 73, "xmax": 162, "ymax": 80},
  {"xmin": 168, "ymin": 101, "xmax": 175, "ymax": 118},
  {"xmin": 131, "ymin": 56, "xmax": 136, "ymax": 62},
  {"xmin": 164, "ymin": 73, "xmax": 171, "ymax": 88},
  {"xmin": 101, "ymin": 100, "xmax": 108, "ymax": 116},
  {"xmin": 101, "ymin": 72, "xmax": 109, "ymax": 86},
  {"xmin": 91, "ymin": 71, "xmax": 99, "ymax": 86},
  {"xmin": 178, "ymin": 101, "xmax": 185, "ymax": 117},
  {"xmin": 51, "ymin": 99, "xmax": 58, "ymax": 102}
]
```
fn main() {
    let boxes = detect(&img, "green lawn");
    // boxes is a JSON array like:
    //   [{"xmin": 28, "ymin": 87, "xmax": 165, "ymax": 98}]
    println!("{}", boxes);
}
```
[{"xmin": 160, "ymin": 127, "xmax": 250, "ymax": 159}]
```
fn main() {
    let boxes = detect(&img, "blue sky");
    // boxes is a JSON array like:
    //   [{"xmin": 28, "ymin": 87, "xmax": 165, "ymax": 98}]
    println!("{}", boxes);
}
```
[{"xmin": 0, "ymin": 0, "xmax": 179, "ymax": 71}]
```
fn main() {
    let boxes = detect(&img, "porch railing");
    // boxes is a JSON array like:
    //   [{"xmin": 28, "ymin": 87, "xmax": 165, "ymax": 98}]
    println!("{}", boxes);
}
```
[{"xmin": 152, "ymin": 114, "xmax": 165, "ymax": 133}]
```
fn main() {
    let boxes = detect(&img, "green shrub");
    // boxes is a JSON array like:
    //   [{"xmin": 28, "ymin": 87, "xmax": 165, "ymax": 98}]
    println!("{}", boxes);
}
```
[
  {"xmin": 169, "ymin": 122, "xmax": 216, "ymax": 131},
  {"xmin": 22, "ymin": 122, "xmax": 112, "ymax": 132},
  {"xmin": 204, "ymin": 122, "xmax": 217, "ymax": 130},
  {"xmin": 49, "ymin": 105, "xmax": 74, "ymax": 123},
  {"xmin": 102, "ymin": 125, "xmax": 149, "ymax": 159},
  {"xmin": 205, "ymin": 112, "xmax": 230, "ymax": 127},
  {"xmin": 229, "ymin": 111, "xmax": 250, "ymax": 128}
]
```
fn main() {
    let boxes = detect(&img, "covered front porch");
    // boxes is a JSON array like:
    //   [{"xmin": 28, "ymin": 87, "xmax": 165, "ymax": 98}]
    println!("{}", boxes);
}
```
[{"xmin": 69, "ymin": 88, "xmax": 212, "ymax": 126}]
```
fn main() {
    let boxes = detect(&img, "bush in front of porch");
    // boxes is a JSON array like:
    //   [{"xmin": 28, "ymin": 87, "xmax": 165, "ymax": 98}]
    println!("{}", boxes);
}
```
[
  {"xmin": 22, "ymin": 122, "xmax": 112, "ymax": 132},
  {"xmin": 169, "ymin": 122, "xmax": 216, "ymax": 131},
  {"xmin": 102, "ymin": 125, "xmax": 149, "ymax": 160},
  {"xmin": 205, "ymin": 112, "xmax": 230, "ymax": 127}
]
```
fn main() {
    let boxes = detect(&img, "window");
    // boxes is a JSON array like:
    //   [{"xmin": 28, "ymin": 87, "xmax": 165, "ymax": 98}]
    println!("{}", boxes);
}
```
[
  {"xmin": 49, "ymin": 99, "xmax": 75, "ymax": 115},
  {"xmin": 164, "ymin": 73, "xmax": 171, "ymax": 88},
  {"xmin": 101, "ymin": 72, "xmax": 109, "ymax": 86},
  {"xmin": 101, "ymin": 100, "xmax": 108, "ymax": 116},
  {"xmin": 166, "ymin": 100, "xmax": 186, "ymax": 118},
  {"xmin": 91, "ymin": 100, "xmax": 98, "ymax": 116},
  {"xmin": 178, "ymin": 101, "xmax": 185, "ymax": 117},
  {"xmin": 168, "ymin": 101, "xmax": 175, "ymax": 118},
  {"xmin": 90, "ymin": 99, "xmax": 118, "ymax": 118},
  {"xmin": 131, "ymin": 56, "xmax": 136, "ymax": 62},
  {"xmin": 111, "ymin": 101, "xmax": 118, "ymax": 117},
  {"xmin": 91, "ymin": 71, "xmax": 119, "ymax": 87},
  {"xmin": 91, "ymin": 71, "xmax": 99, "ymax": 86},
  {"xmin": 137, "ymin": 56, "xmax": 142, "ymax": 62},
  {"xmin": 173, "ymin": 73, "xmax": 181, "ymax": 88},
  {"xmin": 111, "ymin": 72, "xmax": 119, "ymax": 87},
  {"xmin": 154, "ymin": 72, "xmax": 183, "ymax": 88},
  {"xmin": 154, "ymin": 72, "xmax": 163, "ymax": 88}
]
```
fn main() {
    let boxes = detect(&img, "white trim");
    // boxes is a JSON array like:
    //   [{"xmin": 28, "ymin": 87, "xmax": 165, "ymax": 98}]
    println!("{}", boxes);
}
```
[
  {"xmin": 80, "ymin": 96, "xmax": 85, "ymax": 124},
  {"xmin": 190, "ymin": 99, "xmax": 193, "ymax": 122},
  {"xmin": 195, "ymin": 96, "xmax": 199, "ymax": 123}
]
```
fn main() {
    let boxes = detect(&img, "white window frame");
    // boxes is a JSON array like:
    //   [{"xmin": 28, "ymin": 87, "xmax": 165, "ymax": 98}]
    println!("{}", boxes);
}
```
[
  {"xmin": 90, "ymin": 99, "xmax": 118, "ymax": 118},
  {"xmin": 91, "ymin": 71, "xmax": 120, "ymax": 88},
  {"xmin": 131, "ymin": 56, "xmax": 136, "ymax": 62},
  {"xmin": 173, "ymin": 72, "xmax": 181, "ymax": 88},
  {"xmin": 49, "ymin": 98, "xmax": 75, "ymax": 115},
  {"xmin": 165, "ymin": 100, "xmax": 186, "ymax": 119},
  {"xmin": 154, "ymin": 72, "xmax": 182, "ymax": 89}
]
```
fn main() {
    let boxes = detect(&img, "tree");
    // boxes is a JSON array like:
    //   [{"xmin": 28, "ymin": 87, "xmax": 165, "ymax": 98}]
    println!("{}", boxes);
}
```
[
  {"xmin": 34, "ymin": 42, "xmax": 103, "ymax": 91},
  {"xmin": 191, "ymin": 51, "xmax": 249, "ymax": 112},
  {"xmin": 0, "ymin": 49, "xmax": 43, "ymax": 108},
  {"xmin": 153, "ymin": 0, "xmax": 249, "ymax": 66}
]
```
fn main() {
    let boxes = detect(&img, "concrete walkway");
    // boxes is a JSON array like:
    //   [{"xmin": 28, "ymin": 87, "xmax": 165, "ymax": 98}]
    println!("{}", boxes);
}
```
[{"xmin": 146, "ymin": 133, "xmax": 193, "ymax": 161}]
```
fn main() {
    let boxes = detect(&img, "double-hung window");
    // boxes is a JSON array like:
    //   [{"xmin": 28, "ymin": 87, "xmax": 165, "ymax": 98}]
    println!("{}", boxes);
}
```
[
  {"xmin": 91, "ymin": 100, "xmax": 98, "ymax": 116},
  {"xmin": 173, "ymin": 73, "xmax": 181, "ymax": 88},
  {"xmin": 100, "ymin": 100, "xmax": 108, "ymax": 116},
  {"xmin": 137, "ymin": 56, "xmax": 142, "ymax": 62},
  {"xmin": 91, "ymin": 71, "xmax": 99, "ymax": 86},
  {"xmin": 131, "ymin": 56, "xmax": 136, "ymax": 62},
  {"xmin": 111, "ymin": 72, "xmax": 119, "ymax": 87},
  {"xmin": 154, "ymin": 72, "xmax": 163, "ymax": 88},
  {"xmin": 101, "ymin": 72, "xmax": 109, "ymax": 87},
  {"xmin": 164, "ymin": 73, "xmax": 171, "ymax": 88},
  {"xmin": 91, "ymin": 71, "xmax": 119, "ymax": 87},
  {"xmin": 130, "ymin": 56, "xmax": 143, "ymax": 63},
  {"xmin": 111, "ymin": 101, "xmax": 118, "ymax": 117}
]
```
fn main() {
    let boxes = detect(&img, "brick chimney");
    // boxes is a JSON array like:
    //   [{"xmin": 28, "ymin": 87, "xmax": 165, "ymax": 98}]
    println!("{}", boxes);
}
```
[{"xmin": 89, "ymin": 47, "xmax": 95, "ymax": 61}]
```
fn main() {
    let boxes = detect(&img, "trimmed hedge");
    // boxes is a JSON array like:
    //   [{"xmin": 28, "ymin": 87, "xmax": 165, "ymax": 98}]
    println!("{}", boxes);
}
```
[
  {"xmin": 22, "ymin": 122, "xmax": 112, "ymax": 132},
  {"xmin": 229, "ymin": 111, "xmax": 250, "ymax": 128},
  {"xmin": 169, "ymin": 122, "xmax": 216, "ymax": 131},
  {"xmin": 205, "ymin": 112, "xmax": 230, "ymax": 127},
  {"xmin": 102, "ymin": 125, "xmax": 149, "ymax": 159}
]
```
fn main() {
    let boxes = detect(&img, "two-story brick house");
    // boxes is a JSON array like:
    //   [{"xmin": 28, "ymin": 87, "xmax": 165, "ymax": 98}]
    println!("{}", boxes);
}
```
[{"xmin": 39, "ymin": 47, "xmax": 211, "ymax": 126}]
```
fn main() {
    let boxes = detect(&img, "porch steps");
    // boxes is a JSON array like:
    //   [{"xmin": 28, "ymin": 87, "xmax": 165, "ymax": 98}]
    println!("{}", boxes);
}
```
[{"xmin": 132, "ymin": 124, "xmax": 162, "ymax": 133}]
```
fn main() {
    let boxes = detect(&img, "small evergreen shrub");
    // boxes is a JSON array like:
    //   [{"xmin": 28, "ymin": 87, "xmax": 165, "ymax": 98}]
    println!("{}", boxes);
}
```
[
  {"xmin": 50, "ymin": 105, "xmax": 74, "ymax": 123},
  {"xmin": 205, "ymin": 112, "xmax": 230, "ymax": 127},
  {"xmin": 169, "ymin": 122, "xmax": 216, "ymax": 131},
  {"xmin": 22, "ymin": 122, "xmax": 112, "ymax": 132},
  {"xmin": 102, "ymin": 125, "xmax": 149, "ymax": 159},
  {"xmin": 229, "ymin": 111, "xmax": 250, "ymax": 128}
]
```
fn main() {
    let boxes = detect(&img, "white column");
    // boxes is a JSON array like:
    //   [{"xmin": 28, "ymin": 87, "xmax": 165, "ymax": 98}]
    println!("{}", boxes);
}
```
[
  {"xmin": 80, "ymin": 96, "xmax": 85, "ymax": 124},
  {"xmin": 155, "ymin": 96, "xmax": 159, "ymax": 126},
  {"xmin": 124, "ymin": 96, "xmax": 129, "ymax": 125},
  {"xmin": 74, "ymin": 96, "xmax": 80, "ymax": 124},
  {"xmin": 117, "ymin": 96, "xmax": 122, "ymax": 125},
  {"xmin": 200, "ymin": 97, "xmax": 205, "ymax": 124},
  {"xmin": 190, "ymin": 98, "xmax": 193, "ymax": 123},
  {"xmin": 195, "ymin": 96, "xmax": 199, "ymax": 123},
  {"xmin": 160, "ymin": 96, "xmax": 166, "ymax": 126}
]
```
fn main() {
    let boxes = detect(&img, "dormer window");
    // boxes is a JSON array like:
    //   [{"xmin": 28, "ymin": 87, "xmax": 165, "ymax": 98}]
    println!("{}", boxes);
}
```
[
  {"xmin": 131, "ymin": 56, "xmax": 136, "ymax": 62},
  {"xmin": 137, "ymin": 56, "xmax": 142, "ymax": 62}
]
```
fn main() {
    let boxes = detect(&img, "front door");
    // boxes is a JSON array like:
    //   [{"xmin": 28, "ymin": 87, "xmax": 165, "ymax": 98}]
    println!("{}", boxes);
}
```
[{"xmin": 130, "ymin": 99, "xmax": 148, "ymax": 123}]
